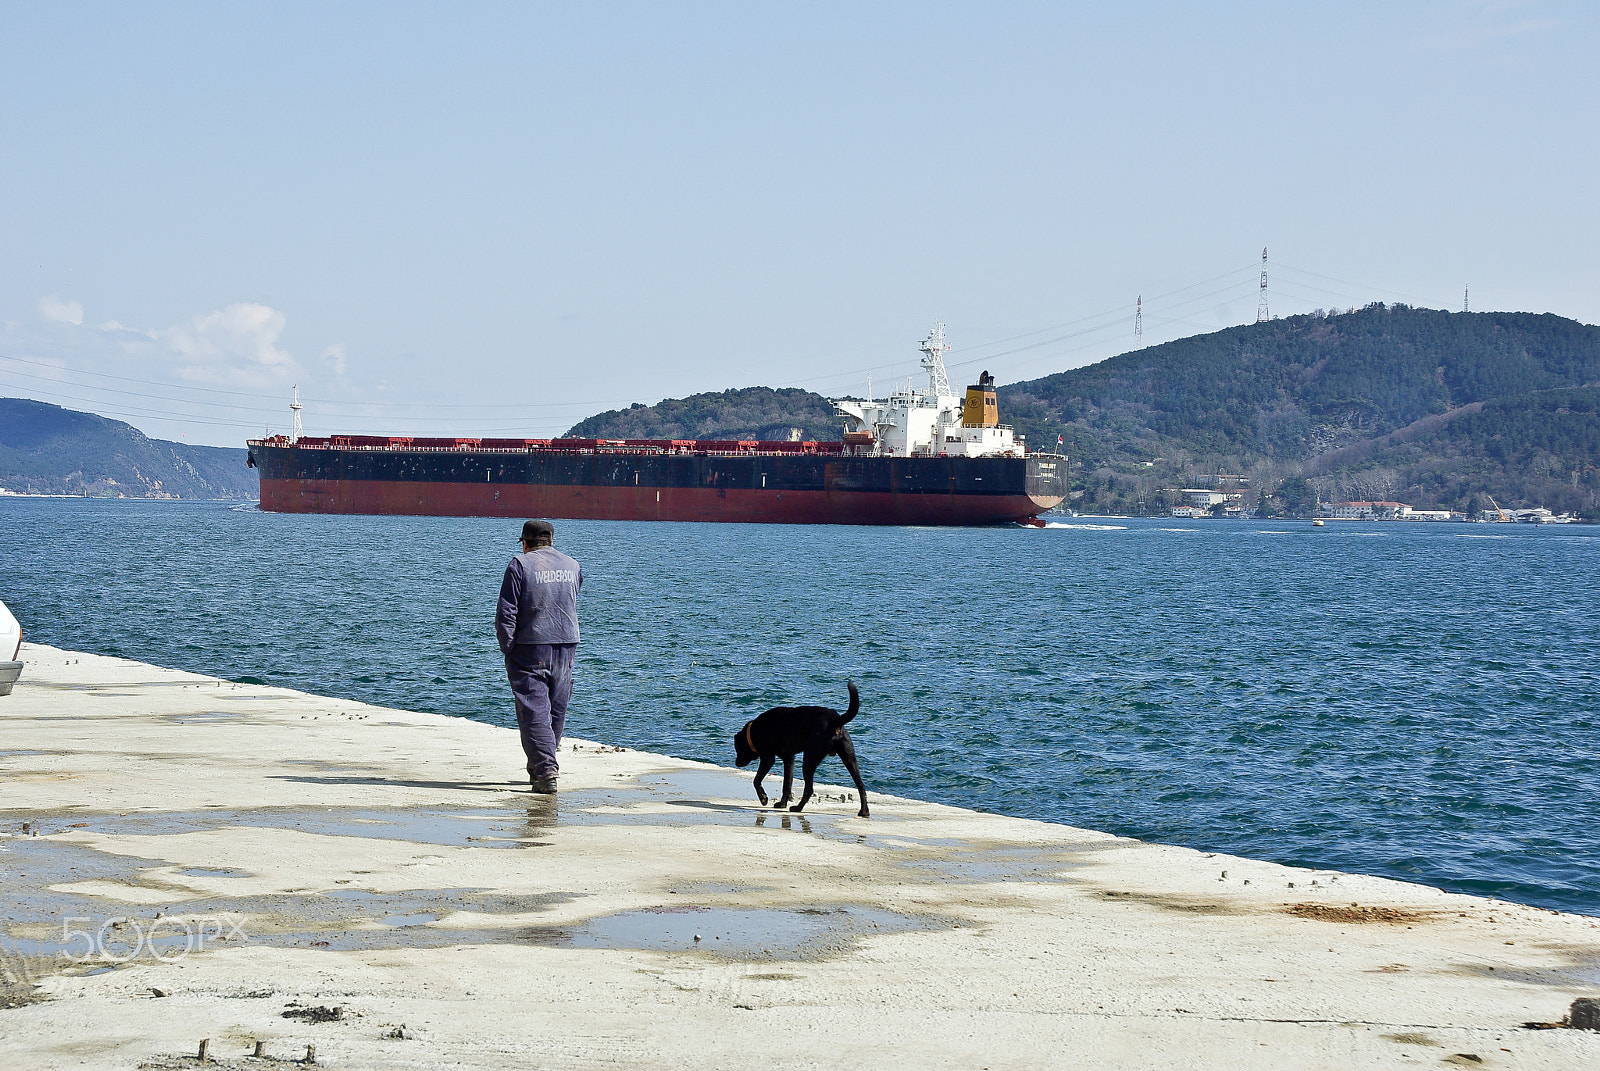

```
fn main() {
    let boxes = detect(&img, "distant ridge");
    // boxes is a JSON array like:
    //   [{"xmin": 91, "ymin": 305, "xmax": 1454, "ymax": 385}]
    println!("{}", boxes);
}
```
[{"xmin": 0, "ymin": 398, "xmax": 257, "ymax": 499}]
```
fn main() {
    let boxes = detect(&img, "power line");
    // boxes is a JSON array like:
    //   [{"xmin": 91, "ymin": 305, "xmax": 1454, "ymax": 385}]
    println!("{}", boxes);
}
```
[
  {"xmin": 779, "ymin": 262, "xmax": 1259, "ymax": 389},
  {"xmin": 0, "ymin": 353, "xmax": 651, "ymax": 412},
  {"xmin": 1272, "ymin": 261, "xmax": 1427, "ymax": 306}
]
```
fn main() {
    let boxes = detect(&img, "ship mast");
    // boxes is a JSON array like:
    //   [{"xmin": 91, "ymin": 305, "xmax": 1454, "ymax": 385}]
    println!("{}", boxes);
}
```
[
  {"xmin": 289, "ymin": 386, "xmax": 303, "ymax": 444},
  {"xmin": 919, "ymin": 323, "xmax": 952, "ymax": 399}
]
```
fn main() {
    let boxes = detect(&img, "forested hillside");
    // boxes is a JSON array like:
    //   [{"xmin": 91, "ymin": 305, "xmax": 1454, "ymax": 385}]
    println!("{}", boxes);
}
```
[
  {"xmin": 998, "ymin": 305, "xmax": 1600, "ymax": 516},
  {"xmin": 0, "ymin": 398, "xmax": 257, "ymax": 498},
  {"xmin": 566, "ymin": 386, "xmax": 842, "ymax": 442}
]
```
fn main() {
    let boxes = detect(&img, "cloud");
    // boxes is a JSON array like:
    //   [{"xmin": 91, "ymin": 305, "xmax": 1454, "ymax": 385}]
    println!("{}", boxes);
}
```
[
  {"xmin": 153, "ymin": 303, "xmax": 299, "ymax": 383},
  {"xmin": 38, "ymin": 295, "xmax": 84, "ymax": 325},
  {"xmin": 322, "ymin": 343, "xmax": 348, "ymax": 376},
  {"xmin": 8, "ymin": 299, "xmax": 307, "ymax": 392}
]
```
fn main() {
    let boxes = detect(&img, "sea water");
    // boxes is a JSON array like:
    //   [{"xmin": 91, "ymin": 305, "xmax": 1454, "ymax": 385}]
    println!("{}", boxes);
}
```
[{"xmin": 3, "ymin": 498, "xmax": 1596, "ymax": 914}]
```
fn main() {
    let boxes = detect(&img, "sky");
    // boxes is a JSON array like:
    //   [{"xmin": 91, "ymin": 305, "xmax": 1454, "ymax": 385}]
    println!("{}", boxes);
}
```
[{"xmin": 2, "ymin": 1, "xmax": 1597, "ymax": 446}]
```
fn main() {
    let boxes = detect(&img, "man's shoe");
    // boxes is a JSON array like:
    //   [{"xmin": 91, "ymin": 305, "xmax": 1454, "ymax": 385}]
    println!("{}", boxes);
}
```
[{"xmin": 530, "ymin": 777, "xmax": 558, "ymax": 795}]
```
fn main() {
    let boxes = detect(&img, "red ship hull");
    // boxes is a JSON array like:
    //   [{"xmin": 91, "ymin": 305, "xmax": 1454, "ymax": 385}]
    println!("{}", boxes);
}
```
[{"xmin": 256, "ymin": 477, "xmax": 1052, "ymax": 525}]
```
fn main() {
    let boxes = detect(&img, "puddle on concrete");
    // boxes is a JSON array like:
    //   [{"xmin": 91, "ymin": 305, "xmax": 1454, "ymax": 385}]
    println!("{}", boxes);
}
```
[
  {"xmin": 517, "ymin": 903, "xmax": 941, "ymax": 961},
  {"xmin": 382, "ymin": 912, "xmax": 440, "ymax": 927},
  {"xmin": 2, "ymin": 803, "xmax": 563, "ymax": 850},
  {"xmin": 1, "ymin": 833, "xmax": 581, "ymax": 964}
]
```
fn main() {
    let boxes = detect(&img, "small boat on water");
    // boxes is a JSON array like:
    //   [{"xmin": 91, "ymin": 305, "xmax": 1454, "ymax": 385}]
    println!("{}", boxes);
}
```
[{"xmin": 1312, "ymin": 518, "xmax": 1325, "ymax": 527}]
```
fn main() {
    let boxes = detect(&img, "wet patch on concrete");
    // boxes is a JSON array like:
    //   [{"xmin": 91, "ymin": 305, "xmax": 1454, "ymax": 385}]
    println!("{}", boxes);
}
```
[
  {"xmin": 4, "ymin": 802, "xmax": 566, "ymax": 850},
  {"xmin": 0, "ymin": 944, "xmax": 52, "ymax": 1008},
  {"xmin": 1, "ymin": 833, "xmax": 585, "ymax": 968},
  {"xmin": 515, "ymin": 903, "xmax": 946, "ymax": 961},
  {"xmin": 9, "ymin": 893, "xmax": 579, "ymax": 966},
  {"xmin": 10, "ymin": 817, "xmax": 953, "ymax": 963}
]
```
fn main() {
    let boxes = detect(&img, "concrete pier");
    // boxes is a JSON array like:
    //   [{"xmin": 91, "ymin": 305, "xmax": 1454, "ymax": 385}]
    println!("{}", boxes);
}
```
[{"xmin": 1, "ymin": 644, "xmax": 1596, "ymax": 1069}]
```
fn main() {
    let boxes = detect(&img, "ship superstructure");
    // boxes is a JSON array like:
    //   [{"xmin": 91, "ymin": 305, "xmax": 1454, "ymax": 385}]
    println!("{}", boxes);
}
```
[{"xmin": 833, "ymin": 324, "xmax": 1024, "ymax": 459}]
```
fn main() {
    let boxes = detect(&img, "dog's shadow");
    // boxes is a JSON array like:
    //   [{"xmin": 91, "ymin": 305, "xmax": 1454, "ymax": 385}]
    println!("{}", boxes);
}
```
[
  {"xmin": 754, "ymin": 811, "xmax": 813, "ymax": 834},
  {"xmin": 663, "ymin": 798, "xmax": 814, "ymax": 832}
]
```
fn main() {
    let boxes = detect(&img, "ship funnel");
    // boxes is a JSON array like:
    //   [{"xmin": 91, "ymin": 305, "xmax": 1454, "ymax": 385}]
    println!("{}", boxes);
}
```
[{"xmin": 962, "ymin": 371, "xmax": 998, "ymax": 428}]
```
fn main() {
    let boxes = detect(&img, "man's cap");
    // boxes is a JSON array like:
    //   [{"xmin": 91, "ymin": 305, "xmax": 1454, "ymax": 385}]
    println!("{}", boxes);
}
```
[{"xmin": 519, "ymin": 519, "xmax": 555, "ymax": 545}]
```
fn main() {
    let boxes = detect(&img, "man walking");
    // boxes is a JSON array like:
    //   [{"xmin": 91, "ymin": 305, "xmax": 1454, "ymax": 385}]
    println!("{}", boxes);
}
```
[{"xmin": 496, "ymin": 519, "xmax": 583, "ymax": 794}]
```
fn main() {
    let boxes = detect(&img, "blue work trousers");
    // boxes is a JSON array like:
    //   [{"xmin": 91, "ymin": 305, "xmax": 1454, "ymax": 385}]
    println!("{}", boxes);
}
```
[{"xmin": 504, "ymin": 643, "xmax": 575, "ymax": 780}]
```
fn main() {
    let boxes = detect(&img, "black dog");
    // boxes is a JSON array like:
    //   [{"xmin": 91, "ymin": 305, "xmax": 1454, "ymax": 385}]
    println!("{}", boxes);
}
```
[{"xmin": 733, "ymin": 680, "xmax": 869, "ymax": 817}]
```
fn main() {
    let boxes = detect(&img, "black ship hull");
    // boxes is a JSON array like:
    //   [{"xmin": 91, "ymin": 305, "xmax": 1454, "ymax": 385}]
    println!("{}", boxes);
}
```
[{"xmin": 247, "ymin": 439, "xmax": 1067, "ymax": 526}]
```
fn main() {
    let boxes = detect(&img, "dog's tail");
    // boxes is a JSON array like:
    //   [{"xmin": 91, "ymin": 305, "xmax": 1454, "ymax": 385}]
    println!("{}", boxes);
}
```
[{"xmin": 836, "ymin": 680, "xmax": 860, "ymax": 726}]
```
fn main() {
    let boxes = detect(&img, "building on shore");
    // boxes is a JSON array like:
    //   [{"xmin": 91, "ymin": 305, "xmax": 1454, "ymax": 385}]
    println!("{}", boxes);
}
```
[
  {"xmin": 1324, "ymin": 500, "xmax": 1406, "ymax": 520},
  {"xmin": 1322, "ymin": 501, "xmax": 1466, "ymax": 521},
  {"xmin": 1489, "ymin": 507, "xmax": 1580, "ymax": 524},
  {"xmin": 1169, "ymin": 488, "xmax": 1245, "ymax": 518}
]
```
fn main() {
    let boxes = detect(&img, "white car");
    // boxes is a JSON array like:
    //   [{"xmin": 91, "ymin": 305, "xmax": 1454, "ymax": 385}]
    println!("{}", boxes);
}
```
[{"xmin": 0, "ymin": 600, "xmax": 22, "ymax": 696}]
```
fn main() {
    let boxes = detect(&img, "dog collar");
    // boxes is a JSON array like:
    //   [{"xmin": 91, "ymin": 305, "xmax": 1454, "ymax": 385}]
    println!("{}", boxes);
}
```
[{"xmin": 742, "ymin": 723, "xmax": 757, "ymax": 752}]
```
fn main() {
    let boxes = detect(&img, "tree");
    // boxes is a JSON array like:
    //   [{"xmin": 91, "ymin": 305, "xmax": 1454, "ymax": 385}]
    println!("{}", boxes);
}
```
[{"xmin": 1276, "ymin": 476, "xmax": 1313, "ymax": 516}]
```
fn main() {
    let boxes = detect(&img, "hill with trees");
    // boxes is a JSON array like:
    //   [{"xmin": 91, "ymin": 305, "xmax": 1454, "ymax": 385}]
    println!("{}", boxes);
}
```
[
  {"xmin": 997, "ymin": 305, "xmax": 1600, "ymax": 516},
  {"xmin": 565, "ymin": 386, "xmax": 843, "ymax": 442},
  {"xmin": 0, "ymin": 398, "xmax": 257, "ymax": 499}
]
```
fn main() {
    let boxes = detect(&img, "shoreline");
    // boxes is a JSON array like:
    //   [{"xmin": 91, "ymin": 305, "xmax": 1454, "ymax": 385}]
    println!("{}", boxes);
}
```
[{"xmin": 1, "ymin": 643, "xmax": 1596, "ymax": 1069}]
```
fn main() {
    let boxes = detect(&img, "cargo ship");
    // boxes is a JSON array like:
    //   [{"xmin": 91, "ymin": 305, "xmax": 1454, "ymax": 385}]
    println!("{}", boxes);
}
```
[{"xmin": 247, "ymin": 324, "xmax": 1067, "ymax": 525}]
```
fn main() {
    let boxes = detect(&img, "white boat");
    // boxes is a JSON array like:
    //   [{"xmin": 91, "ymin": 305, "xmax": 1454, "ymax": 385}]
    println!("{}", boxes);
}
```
[{"xmin": 0, "ymin": 600, "xmax": 22, "ymax": 696}]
